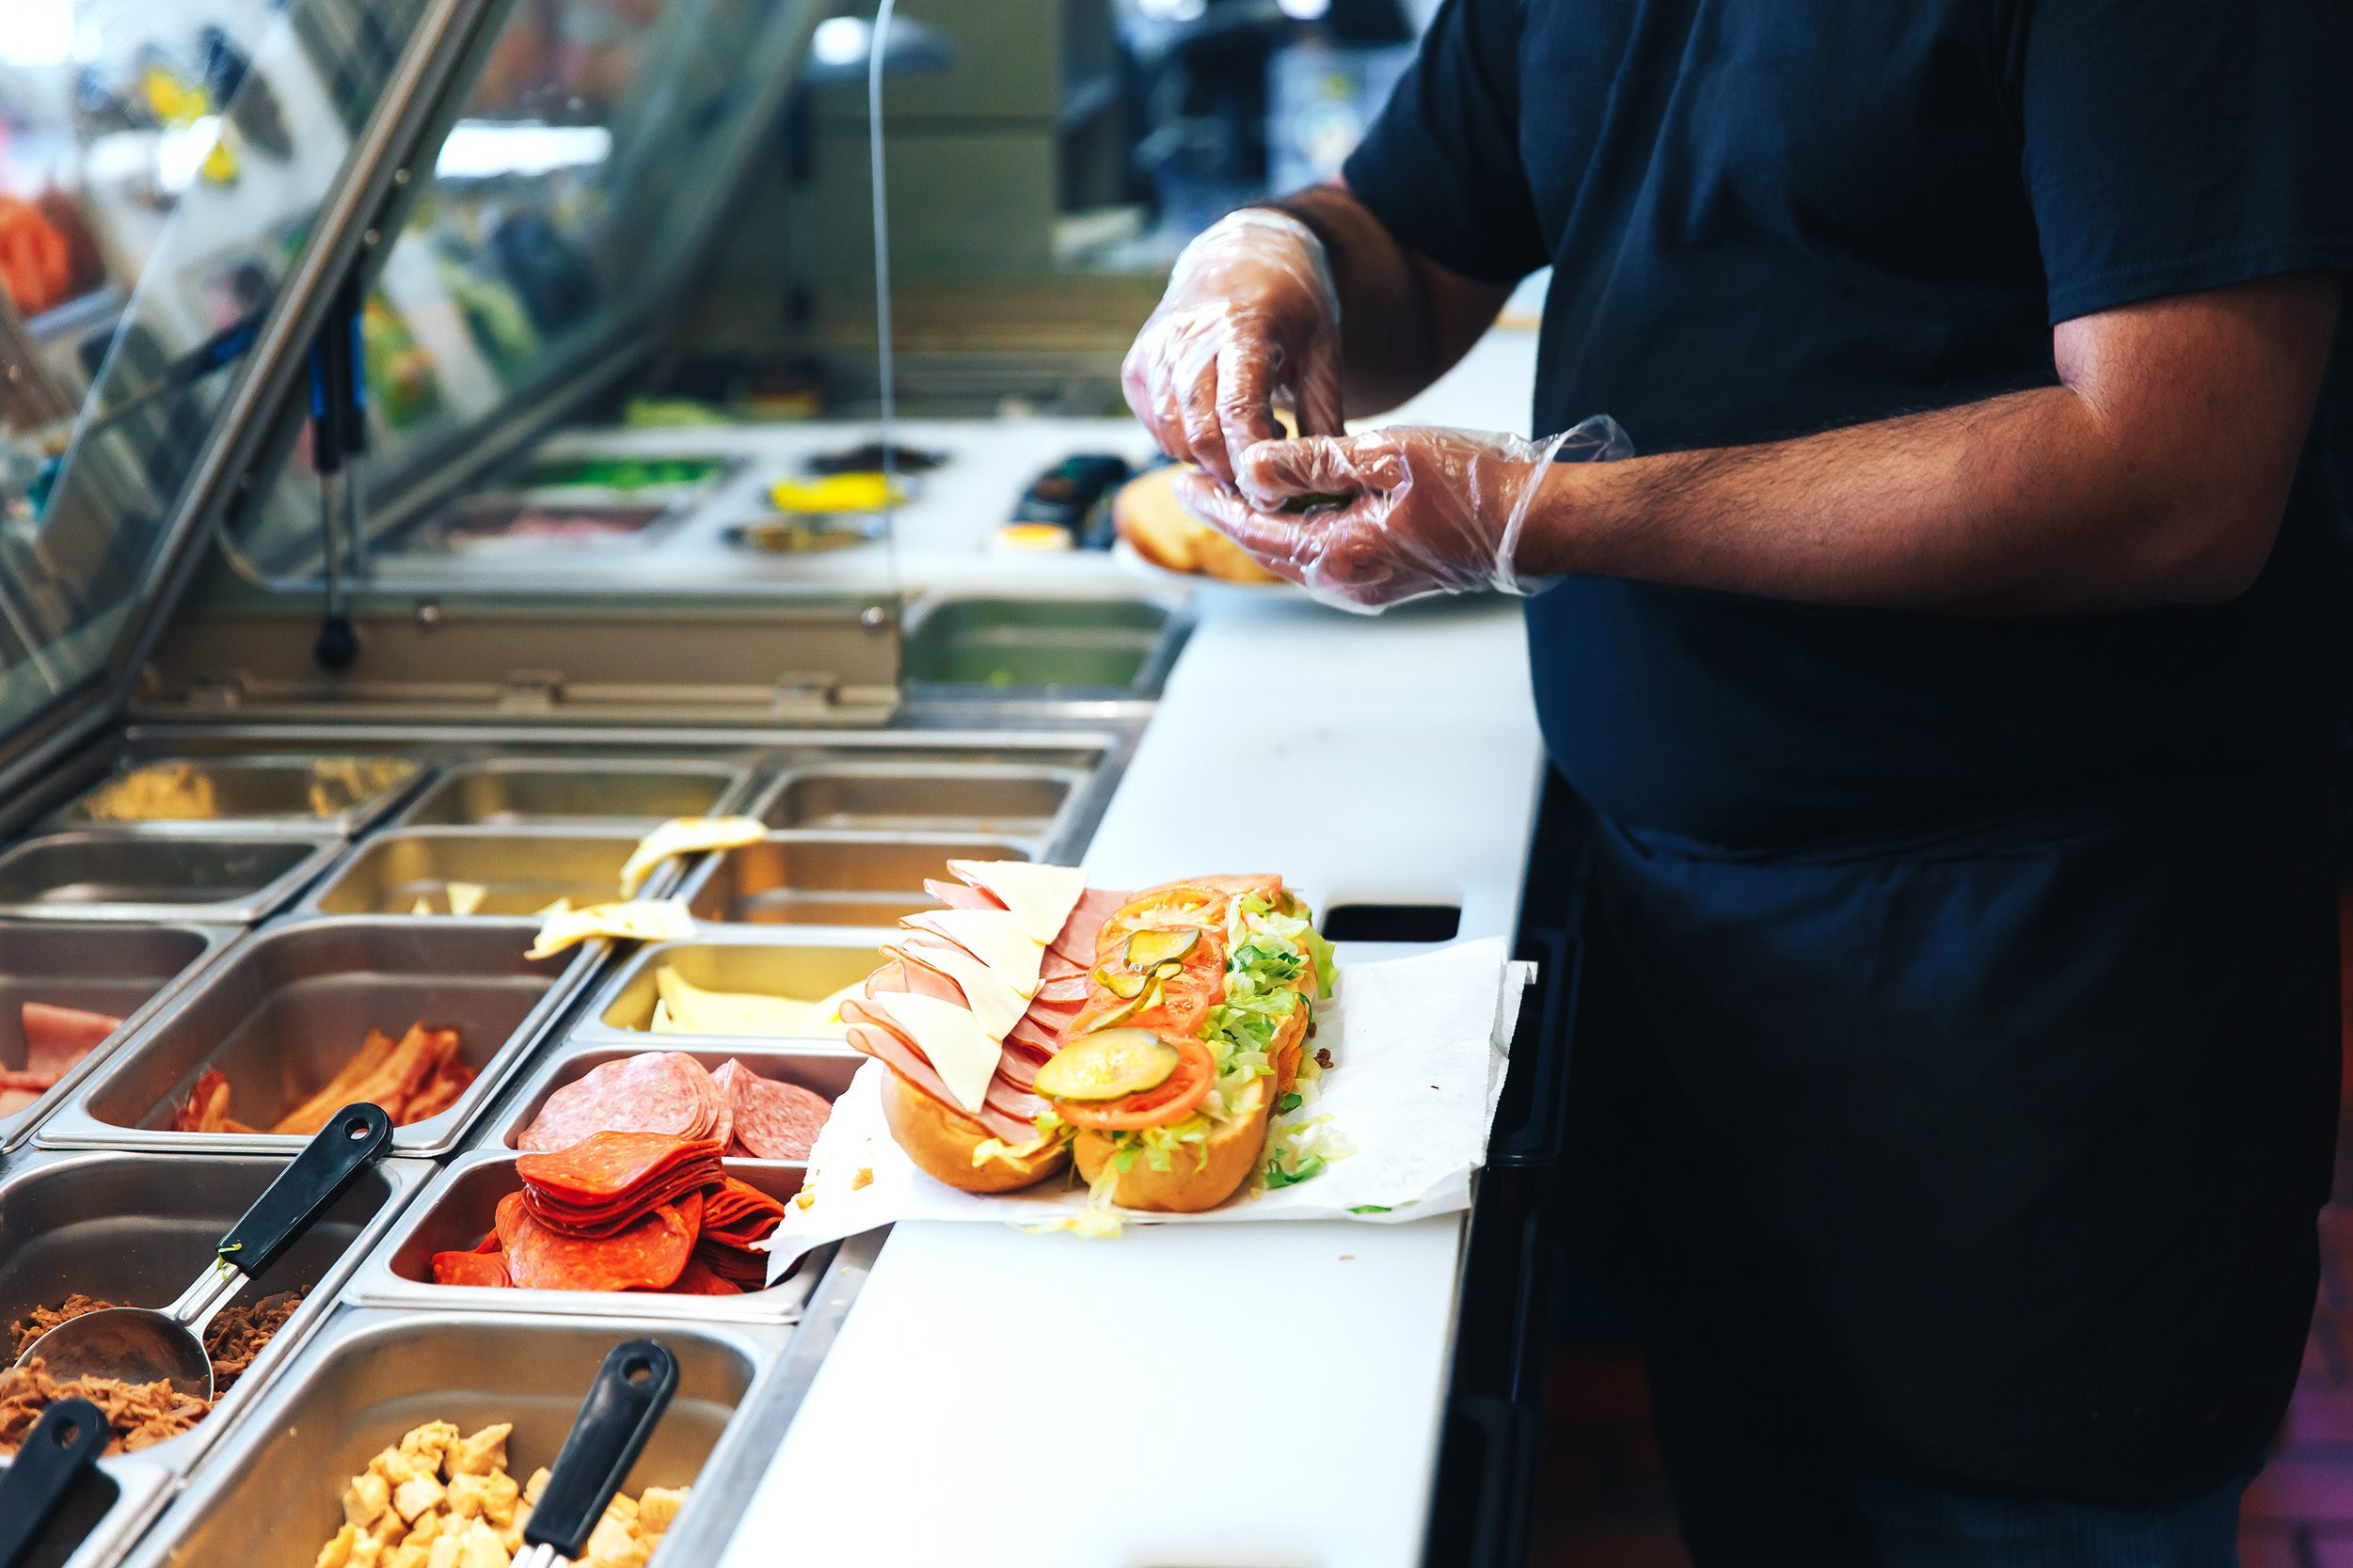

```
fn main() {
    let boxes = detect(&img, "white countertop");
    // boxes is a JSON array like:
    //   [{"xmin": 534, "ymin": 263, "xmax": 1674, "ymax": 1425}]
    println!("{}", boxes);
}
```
[{"xmin": 718, "ymin": 331, "xmax": 1548, "ymax": 1566}]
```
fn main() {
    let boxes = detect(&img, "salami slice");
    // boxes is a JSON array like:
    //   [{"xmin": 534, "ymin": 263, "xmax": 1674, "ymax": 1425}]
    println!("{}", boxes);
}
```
[
  {"xmin": 715, "ymin": 1064, "xmax": 833, "ymax": 1161},
  {"xmin": 504, "ymin": 1190, "xmax": 704, "ymax": 1292},
  {"xmin": 517, "ymin": 1053, "xmax": 719, "ymax": 1153},
  {"xmin": 21, "ymin": 1003, "xmax": 121, "ymax": 1080}
]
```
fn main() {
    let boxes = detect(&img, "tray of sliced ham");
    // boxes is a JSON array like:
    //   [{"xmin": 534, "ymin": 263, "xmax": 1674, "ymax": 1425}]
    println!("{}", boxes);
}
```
[{"xmin": 0, "ymin": 920, "xmax": 232, "ymax": 1152}]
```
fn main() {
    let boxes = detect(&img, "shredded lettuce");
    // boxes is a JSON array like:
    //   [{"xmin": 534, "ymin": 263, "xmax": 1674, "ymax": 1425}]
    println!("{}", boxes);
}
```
[
  {"xmin": 1259, "ymin": 1113, "xmax": 1354, "ymax": 1194},
  {"xmin": 1095, "ymin": 891, "xmax": 1339, "ymax": 1174}
]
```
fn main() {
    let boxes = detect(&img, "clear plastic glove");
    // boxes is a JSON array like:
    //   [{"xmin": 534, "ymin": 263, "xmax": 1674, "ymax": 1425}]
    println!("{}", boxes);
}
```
[
  {"xmin": 1121, "ymin": 210, "xmax": 1344, "ymax": 485},
  {"xmin": 1174, "ymin": 417, "xmax": 1632, "ymax": 612}
]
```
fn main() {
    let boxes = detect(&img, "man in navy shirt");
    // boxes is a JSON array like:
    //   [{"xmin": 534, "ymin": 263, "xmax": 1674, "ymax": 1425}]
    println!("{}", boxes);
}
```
[{"xmin": 1124, "ymin": 0, "xmax": 2353, "ymax": 1560}]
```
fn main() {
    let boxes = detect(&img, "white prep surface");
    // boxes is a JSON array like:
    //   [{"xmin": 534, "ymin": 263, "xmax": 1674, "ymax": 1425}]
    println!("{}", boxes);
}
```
[{"xmin": 718, "ymin": 331, "xmax": 1547, "ymax": 1566}]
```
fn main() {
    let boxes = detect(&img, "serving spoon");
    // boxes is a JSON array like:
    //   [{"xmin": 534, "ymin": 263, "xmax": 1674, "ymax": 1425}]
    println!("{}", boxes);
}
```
[
  {"xmin": 14, "ymin": 1102, "xmax": 392, "ymax": 1400},
  {"xmin": 514, "ymin": 1338, "xmax": 680, "ymax": 1568}
]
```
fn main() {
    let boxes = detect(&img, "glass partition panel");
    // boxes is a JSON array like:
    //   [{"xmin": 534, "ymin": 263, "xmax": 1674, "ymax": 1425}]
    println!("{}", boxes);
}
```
[
  {"xmin": 225, "ymin": 0, "xmax": 826, "ymax": 582},
  {"xmin": 0, "ymin": 0, "xmax": 427, "ymax": 741}
]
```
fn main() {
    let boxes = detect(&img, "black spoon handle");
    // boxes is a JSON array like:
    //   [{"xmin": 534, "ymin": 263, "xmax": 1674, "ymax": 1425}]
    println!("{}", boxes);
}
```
[
  {"xmin": 215, "ymin": 1103, "xmax": 393, "ymax": 1278},
  {"xmin": 523, "ymin": 1339, "xmax": 681, "ymax": 1561},
  {"xmin": 0, "ymin": 1399, "xmax": 110, "ymax": 1568}
]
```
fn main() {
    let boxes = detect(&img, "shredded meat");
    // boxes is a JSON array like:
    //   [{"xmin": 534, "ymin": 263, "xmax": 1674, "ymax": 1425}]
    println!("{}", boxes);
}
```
[
  {"xmin": 1, "ymin": 1288, "xmax": 306, "ymax": 1451},
  {"xmin": 0, "ymin": 1360, "xmax": 212, "ymax": 1456}
]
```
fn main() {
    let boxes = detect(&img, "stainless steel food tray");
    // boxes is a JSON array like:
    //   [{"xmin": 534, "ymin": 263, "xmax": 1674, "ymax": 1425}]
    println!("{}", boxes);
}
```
[
  {"xmin": 0, "ymin": 1454, "xmax": 171, "ymax": 1568},
  {"xmin": 46, "ymin": 754, "xmax": 426, "ymax": 836},
  {"xmin": 0, "ymin": 1148, "xmax": 433, "ymax": 1481},
  {"xmin": 296, "ymin": 828, "xmax": 684, "ymax": 918},
  {"xmin": 0, "ymin": 922, "xmax": 237, "ymax": 1154},
  {"xmin": 572, "ymin": 934, "xmax": 889, "ymax": 1045},
  {"xmin": 112, "ymin": 1306, "xmax": 799, "ymax": 1568},
  {"xmin": 38, "ymin": 919, "xmax": 592, "ymax": 1159},
  {"xmin": 675, "ymin": 832, "xmax": 1032, "ymax": 928},
  {"xmin": 344, "ymin": 1148, "xmax": 827, "ymax": 1325},
  {"xmin": 0, "ymin": 833, "xmax": 342, "ymax": 924},
  {"xmin": 744, "ymin": 760, "xmax": 1083, "ymax": 847},
  {"xmin": 394, "ymin": 756, "xmax": 751, "ymax": 830}
]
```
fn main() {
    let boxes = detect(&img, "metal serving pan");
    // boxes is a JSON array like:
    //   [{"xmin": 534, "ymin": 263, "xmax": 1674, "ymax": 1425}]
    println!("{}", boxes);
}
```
[
  {"xmin": 0, "ymin": 922, "xmax": 235, "ymax": 1154},
  {"xmin": 0, "ymin": 1454, "xmax": 171, "ymax": 1568},
  {"xmin": 575, "ymin": 936, "xmax": 886, "ymax": 1044},
  {"xmin": 0, "ymin": 833, "xmax": 342, "ymax": 924},
  {"xmin": 346, "ymin": 1149, "xmax": 826, "ymax": 1325},
  {"xmin": 113, "ymin": 1307, "xmax": 785, "ymax": 1568},
  {"xmin": 676, "ymin": 832, "xmax": 1031, "ymax": 927},
  {"xmin": 38, "ymin": 919, "xmax": 588, "ymax": 1159},
  {"xmin": 48, "ymin": 755, "xmax": 425, "ymax": 836},
  {"xmin": 0, "ymin": 1149, "xmax": 432, "ymax": 1479},
  {"xmin": 899, "ymin": 593, "xmax": 1189, "ymax": 699},
  {"xmin": 745, "ymin": 760, "xmax": 1081, "ymax": 845},
  {"xmin": 298, "ymin": 829, "xmax": 670, "ymax": 918},
  {"xmin": 396, "ymin": 757, "xmax": 750, "ymax": 830}
]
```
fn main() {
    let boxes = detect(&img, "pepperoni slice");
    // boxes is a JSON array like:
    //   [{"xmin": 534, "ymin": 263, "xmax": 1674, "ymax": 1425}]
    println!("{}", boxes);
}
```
[{"xmin": 504, "ymin": 1190, "xmax": 704, "ymax": 1292}]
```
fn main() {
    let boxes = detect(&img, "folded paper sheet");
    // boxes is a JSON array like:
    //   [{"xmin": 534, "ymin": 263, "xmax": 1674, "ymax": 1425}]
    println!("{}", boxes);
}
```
[{"xmin": 764, "ymin": 937, "xmax": 1531, "ymax": 1277}]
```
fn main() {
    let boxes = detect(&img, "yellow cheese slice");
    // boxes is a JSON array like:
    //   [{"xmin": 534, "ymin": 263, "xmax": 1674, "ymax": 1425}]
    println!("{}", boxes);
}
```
[
  {"xmin": 899, "ymin": 909, "xmax": 1043, "ymax": 996},
  {"xmin": 618, "ymin": 816, "xmax": 766, "ymax": 898},
  {"xmin": 527, "ymin": 899, "xmax": 695, "ymax": 960},
  {"xmin": 409, "ymin": 895, "xmax": 436, "ymax": 916},
  {"xmin": 886, "ymin": 939, "xmax": 1028, "ymax": 1040},
  {"xmin": 446, "ymin": 881, "xmax": 486, "ymax": 917},
  {"xmin": 800, "ymin": 977, "xmax": 863, "ymax": 1038},
  {"xmin": 945, "ymin": 861, "xmax": 1087, "ymax": 946},
  {"xmin": 653, "ymin": 965, "xmax": 820, "ymax": 1037},
  {"xmin": 865, "ymin": 991, "xmax": 1000, "ymax": 1117}
]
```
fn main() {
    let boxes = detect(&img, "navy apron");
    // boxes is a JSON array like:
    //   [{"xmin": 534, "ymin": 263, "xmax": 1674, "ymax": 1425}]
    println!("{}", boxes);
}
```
[{"xmin": 1561, "ymin": 771, "xmax": 2342, "ymax": 1505}]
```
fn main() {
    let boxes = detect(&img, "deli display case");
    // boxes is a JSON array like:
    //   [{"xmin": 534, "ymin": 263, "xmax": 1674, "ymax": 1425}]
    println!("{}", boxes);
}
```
[{"xmin": 0, "ymin": 0, "xmax": 1564, "ymax": 1562}]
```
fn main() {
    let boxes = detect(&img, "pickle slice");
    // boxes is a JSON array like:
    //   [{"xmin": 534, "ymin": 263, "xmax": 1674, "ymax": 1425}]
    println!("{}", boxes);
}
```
[
  {"xmin": 1081, "ymin": 981, "xmax": 1161, "ymax": 1033},
  {"xmin": 1093, "ymin": 966, "xmax": 1151, "ymax": 1000},
  {"xmin": 1125, "ymin": 927, "xmax": 1200, "ymax": 970},
  {"xmin": 1035, "ymin": 1028, "xmax": 1179, "ymax": 1101}
]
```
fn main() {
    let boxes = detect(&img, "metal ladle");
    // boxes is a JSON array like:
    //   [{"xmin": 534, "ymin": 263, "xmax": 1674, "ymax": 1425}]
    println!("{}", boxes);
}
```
[{"xmin": 13, "ymin": 1102, "xmax": 392, "ymax": 1400}]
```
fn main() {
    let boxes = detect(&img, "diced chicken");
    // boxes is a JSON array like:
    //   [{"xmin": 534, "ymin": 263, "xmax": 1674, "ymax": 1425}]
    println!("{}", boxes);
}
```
[
  {"xmin": 344, "ymin": 1469, "xmax": 391, "ymax": 1528},
  {"xmin": 523, "ymin": 1467, "xmax": 550, "ymax": 1506},
  {"xmin": 635, "ymin": 1487, "xmax": 688, "ymax": 1537},
  {"xmin": 349, "ymin": 1532, "xmax": 386, "ymax": 1568},
  {"xmin": 392, "ymin": 1473, "xmax": 446, "ymax": 1524},
  {"xmin": 386, "ymin": 1544, "xmax": 429, "ymax": 1568},
  {"xmin": 582, "ymin": 1509, "xmax": 648, "ymax": 1568},
  {"xmin": 316, "ymin": 1524, "xmax": 358, "ymax": 1568},
  {"xmin": 445, "ymin": 1422, "xmax": 510, "ymax": 1479}
]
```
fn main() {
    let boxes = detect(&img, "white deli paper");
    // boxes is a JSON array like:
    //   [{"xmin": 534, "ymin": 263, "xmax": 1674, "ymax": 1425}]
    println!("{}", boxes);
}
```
[{"xmin": 763, "ymin": 936, "xmax": 1531, "ymax": 1277}]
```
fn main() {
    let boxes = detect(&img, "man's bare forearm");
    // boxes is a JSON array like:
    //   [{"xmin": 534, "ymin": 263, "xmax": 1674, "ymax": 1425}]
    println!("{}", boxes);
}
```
[
  {"xmin": 1518, "ymin": 277, "xmax": 2340, "ymax": 612},
  {"xmin": 1266, "ymin": 182, "xmax": 1510, "ymax": 417}
]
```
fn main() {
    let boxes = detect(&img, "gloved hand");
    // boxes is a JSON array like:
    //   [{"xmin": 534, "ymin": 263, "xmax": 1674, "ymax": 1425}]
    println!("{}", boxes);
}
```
[
  {"xmin": 1121, "ymin": 210, "xmax": 1344, "ymax": 484},
  {"xmin": 1175, "ymin": 417, "xmax": 1631, "ymax": 611}
]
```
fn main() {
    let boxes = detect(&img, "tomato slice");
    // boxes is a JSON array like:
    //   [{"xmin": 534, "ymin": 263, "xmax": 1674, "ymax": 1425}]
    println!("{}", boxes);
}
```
[{"xmin": 1054, "ymin": 1035, "xmax": 1215, "ymax": 1131}]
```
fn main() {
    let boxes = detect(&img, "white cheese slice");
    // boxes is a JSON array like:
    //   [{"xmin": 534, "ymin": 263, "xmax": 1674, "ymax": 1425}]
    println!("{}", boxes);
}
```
[
  {"xmin": 655, "ymin": 965, "xmax": 819, "ymax": 1037},
  {"xmin": 946, "ymin": 860, "xmax": 1088, "ymax": 946},
  {"xmin": 866, "ymin": 991, "xmax": 1000, "ymax": 1117},
  {"xmin": 888, "ymin": 940, "xmax": 1028, "ymax": 1041},
  {"xmin": 900, "ymin": 910, "xmax": 1045, "ymax": 996}
]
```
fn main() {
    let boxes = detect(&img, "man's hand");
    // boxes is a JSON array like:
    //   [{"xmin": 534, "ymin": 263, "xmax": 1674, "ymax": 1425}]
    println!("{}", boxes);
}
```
[
  {"xmin": 1186, "ymin": 273, "xmax": 2341, "ymax": 615},
  {"xmin": 1175, "ymin": 421, "xmax": 1628, "ymax": 610},
  {"xmin": 1121, "ymin": 211, "xmax": 1344, "ymax": 485}
]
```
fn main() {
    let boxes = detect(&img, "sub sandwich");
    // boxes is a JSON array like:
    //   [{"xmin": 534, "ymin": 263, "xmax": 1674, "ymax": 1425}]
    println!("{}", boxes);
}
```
[{"xmin": 840, "ymin": 862, "xmax": 1335, "ymax": 1212}]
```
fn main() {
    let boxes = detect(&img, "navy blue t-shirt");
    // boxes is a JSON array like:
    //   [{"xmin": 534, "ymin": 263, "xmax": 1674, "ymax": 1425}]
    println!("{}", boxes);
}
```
[{"xmin": 1344, "ymin": 0, "xmax": 2353, "ymax": 850}]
